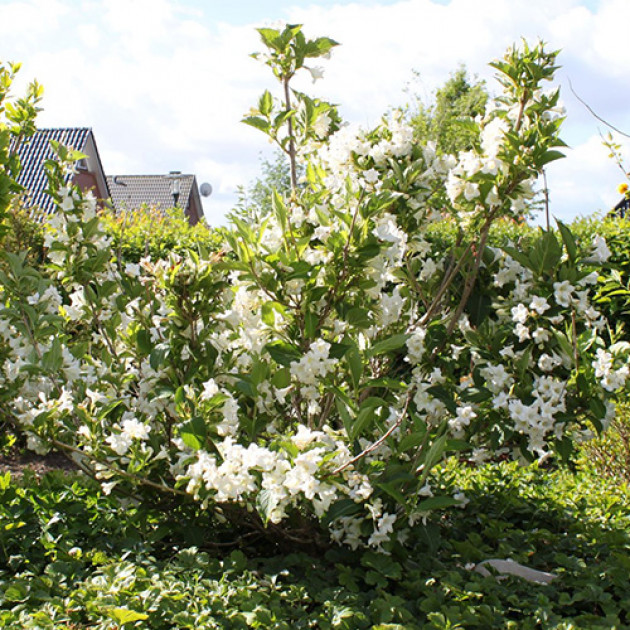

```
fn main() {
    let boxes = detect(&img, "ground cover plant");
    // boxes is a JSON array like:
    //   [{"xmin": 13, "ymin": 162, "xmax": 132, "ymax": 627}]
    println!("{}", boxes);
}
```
[{"xmin": 1, "ymin": 461, "xmax": 629, "ymax": 629}]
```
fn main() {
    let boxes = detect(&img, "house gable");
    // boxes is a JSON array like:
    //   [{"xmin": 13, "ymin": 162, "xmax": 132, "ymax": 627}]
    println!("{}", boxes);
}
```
[{"xmin": 15, "ymin": 127, "xmax": 110, "ymax": 216}]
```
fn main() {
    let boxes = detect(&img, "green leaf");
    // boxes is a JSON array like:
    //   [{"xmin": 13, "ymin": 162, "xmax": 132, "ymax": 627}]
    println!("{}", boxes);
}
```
[
  {"xmin": 346, "ymin": 306, "xmax": 373, "ymax": 328},
  {"xmin": 346, "ymin": 342, "xmax": 363, "ymax": 390},
  {"xmin": 179, "ymin": 416, "xmax": 207, "ymax": 451},
  {"xmin": 539, "ymin": 149, "xmax": 565, "ymax": 166},
  {"xmin": 417, "ymin": 432, "xmax": 448, "ymax": 487},
  {"xmin": 304, "ymin": 309, "xmax": 318, "ymax": 339},
  {"xmin": 136, "ymin": 328, "xmax": 152, "ymax": 355},
  {"xmin": 305, "ymin": 36, "xmax": 339, "ymax": 58},
  {"xmin": 502, "ymin": 245, "xmax": 534, "ymax": 273},
  {"xmin": 398, "ymin": 431, "xmax": 426, "ymax": 452},
  {"xmin": 42, "ymin": 337, "xmax": 63, "ymax": 373},
  {"xmin": 271, "ymin": 367, "xmax": 291, "ymax": 388},
  {"xmin": 536, "ymin": 229, "xmax": 562, "ymax": 274},
  {"xmin": 258, "ymin": 89, "xmax": 273, "ymax": 116},
  {"xmin": 368, "ymin": 333, "xmax": 410, "ymax": 357},
  {"xmin": 261, "ymin": 301, "xmax": 284, "ymax": 327},
  {"xmin": 324, "ymin": 498, "xmax": 362, "ymax": 525},
  {"xmin": 110, "ymin": 608, "xmax": 149, "ymax": 624},
  {"xmin": 257, "ymin": 489, "xmax": 273, "ymax": 525},
  {"xmin": 556, "ymin": 220, "xmax": 577, "ymax": 262},
  {"xmin": 349, "ymin": 396, "xmax": 387, "ymax": 440},
  {"xmin": 271, "ymin": 188, "xmax": 287, "ymax": 230},
  {"xmin": 265, "ymin": 341, "xmax": 301, "ymax": 366},
  {"xmin": 416, "ymin": 495, "xmax": 463, "ymax": 512},
  {"xmin": 256, "ymin": 27, "xmax": 281, "ymax": 51},
  {"xmin": 150, "ymin": 343, "xmax": 169, "ymax": 370},
  {"xmin": 335, "ymin": 395, "xmax": 354, "ymax": 437},
  {"xmin": 242, "ymin": 116, "xmax": 270, "ymax": 133},
  {"xmin": 329, "ymin": 341, "xmax": 351, "ymax": 359}
]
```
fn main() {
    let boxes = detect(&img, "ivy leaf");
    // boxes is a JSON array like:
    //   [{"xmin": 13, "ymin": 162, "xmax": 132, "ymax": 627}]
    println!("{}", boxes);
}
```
[{"xmin": 109, "ymin": 608, "xmax": 149, "ymax": 624}]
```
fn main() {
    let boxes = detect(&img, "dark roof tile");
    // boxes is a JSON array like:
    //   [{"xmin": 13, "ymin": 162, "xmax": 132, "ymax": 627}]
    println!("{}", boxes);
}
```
[
  {"xmin": 106, "ymin": 173, "xmax": 197, "ymax": 212},
  {"xmin": 15, "ymin": 128, "xmax": 92, "ymax": 214}
]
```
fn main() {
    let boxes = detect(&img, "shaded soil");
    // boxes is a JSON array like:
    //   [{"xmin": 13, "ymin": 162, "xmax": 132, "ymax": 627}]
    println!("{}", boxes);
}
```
[{"xmin": 0, "ymin": 449, "xmax": 79, "ymax": 478}]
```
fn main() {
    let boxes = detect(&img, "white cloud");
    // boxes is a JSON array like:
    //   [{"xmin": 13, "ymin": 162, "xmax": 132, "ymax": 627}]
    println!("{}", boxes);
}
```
[{"xmin": 1, "ymin": 0, "xmax": 629, "ymax": 226}]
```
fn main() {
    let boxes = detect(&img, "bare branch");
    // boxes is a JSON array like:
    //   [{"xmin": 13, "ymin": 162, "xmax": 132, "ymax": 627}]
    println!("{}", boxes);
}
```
[{"xmin": 568, "ymin": 78, "xmax": 630, "ymax": 139}]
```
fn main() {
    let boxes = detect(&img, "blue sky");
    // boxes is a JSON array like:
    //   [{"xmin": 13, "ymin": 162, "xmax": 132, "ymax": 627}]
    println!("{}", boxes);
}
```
[{"xmin": 1, "ymin": 0, "xmax": 629, "ymax": 225}]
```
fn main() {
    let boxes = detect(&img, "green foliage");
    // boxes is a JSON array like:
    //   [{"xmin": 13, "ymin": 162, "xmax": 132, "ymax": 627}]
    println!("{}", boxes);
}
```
[
  {"xmin": 232, "ymin": 149, "xmax": 294, "ymax": 223},
  {"xmin": 0, "ymin": 200, "xmax": 45, "ymax": 266},
  {"xmin": 579, "ymin": 398, "xmax": 630, "ymax": 485},
  {"xmin": 568, "ymin": 215, "xmax": 630, "ymax": 337},
  {"xmin": 0, "ymin": 61, "xmax": 43, "ymax": 231},
  {"xmin": 408, "ymin": 65, "xmax": 488, "ymax": 156},
  {"xmin": 1, "ymin": 464, "xmax": 630, "ymax": 628},
  {"xmin": 98, "ymin": 204, "xmax": 224, "ymax": 262}
]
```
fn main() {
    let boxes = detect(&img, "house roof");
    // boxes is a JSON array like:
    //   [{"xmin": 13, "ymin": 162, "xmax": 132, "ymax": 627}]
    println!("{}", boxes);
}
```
[
  {"xmin": 15, "ymin": 127, "xmax": 110, "ymax": 215},
  {"xmin": 107, "ymin": 173, "xmax": 203, "ymax": 223},
  {"xmin": 612, "ymin": 196, "xmax": 630, "ymax": 218}
]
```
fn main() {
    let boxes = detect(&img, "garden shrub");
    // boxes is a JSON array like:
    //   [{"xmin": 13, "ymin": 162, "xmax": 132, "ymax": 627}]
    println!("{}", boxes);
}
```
[
  {"xmin": 99, "ymin": 203, "xmax": 224, "ymax": 263},
  {"xmin": 0, "ymin": 31, "xmax": 628, "ymax": 553},
  {"xmin": 579, "ymin": 398, "xmax": 630, "ymax": 485},
  {"xmin": 0, "ymin": 200, "xmax": 46, "ymax": 266}
]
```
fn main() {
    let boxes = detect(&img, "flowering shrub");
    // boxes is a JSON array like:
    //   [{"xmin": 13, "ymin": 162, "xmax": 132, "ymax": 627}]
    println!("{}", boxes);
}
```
[{"xmin": 1, "ymin": 30, "xmax": 628, "ymax": 552}]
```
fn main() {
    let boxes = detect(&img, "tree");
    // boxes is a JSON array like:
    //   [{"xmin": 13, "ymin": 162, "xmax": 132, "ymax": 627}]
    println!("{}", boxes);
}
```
[
  {"xmin": 232, "ymin": 149, "xmax": 293, "ymax": 223},
  {"xmin": 408, "ymin": 65, "xmax": 488, "ymax": 155}
]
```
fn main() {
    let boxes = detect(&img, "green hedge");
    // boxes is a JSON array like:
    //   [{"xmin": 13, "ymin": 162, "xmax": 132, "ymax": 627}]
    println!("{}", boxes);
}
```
[{"xmin": 99, "ymin": 204, "xmax": 224, "ymax": 262}]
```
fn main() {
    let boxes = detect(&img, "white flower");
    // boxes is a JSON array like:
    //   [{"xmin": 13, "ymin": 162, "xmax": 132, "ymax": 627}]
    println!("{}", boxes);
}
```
[
  {"xmin": 538, "ymin": 353, "xmax": 561, "ymax": 372},
  {"xmin": 363, "ymin": 168, "xmax": 379, "ymax": 186},
  {"xmin": 529, "ymin": 296, "xmax": 550, "ymax": 315},
  {"xmin": 292, "ymin": 425, "xmax": 318, "ymax": 450},
  {"xmin": 515, "ymin": 323, "xmax": 530, "ymax": 342},
  {"xmin": 589, "ymin": 235, "xmax": 611, "ymax": 263},
  {"xmin": 121, "ymin": 417, "xmax": 151, "ymax": 440},
  {"xmin": 511, "ymin": 303, "xmax": 529, "ymax": 324},
  {"xmin": 480, "ymin": 364, "xmax": 513, "ymax": 394},
  {"xmin": 200, "ymin": 378, "xmax": 219, "ymax": 401},
  {"xmin": 532, "ymin": 328, "xmax": 550, "ymax": 345},
  {"xmin": 463, "ymin": 181, "xmax": 480, "ymax": 201},
  {"xmin": 406, "ymin": 328, "xmax": 426, "ymax": 363},
  {"xmin": 368, "ymin": 512, "xmax": 396, "ymax": 548},
  {"xmin": 307, "ymin": 65, "xmax": 325, "ymax": 82},
  {"xmin": 449, "ymin": 405, "xmax": 476, "ymax": 435},
  {"xmin": 106, "ymin": 432, "xmax": 132, "ymax": 456},
  {"xmin": 553, "ymin": 281, "xmax": 574, "ymax": 307},
  {"xmin": 312, "ymin": 112, "xmax": 332, "ymax": 139}
]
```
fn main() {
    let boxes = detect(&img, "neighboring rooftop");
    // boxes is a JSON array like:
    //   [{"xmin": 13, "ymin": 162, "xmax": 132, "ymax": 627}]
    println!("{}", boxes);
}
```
[
  {"xmin": 107, "ymin": 173, "xmax": 203, "ymax": 225},
  {"xmin": 15, "ymin": 127, "xmax": 110, "ymax": 215}
]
